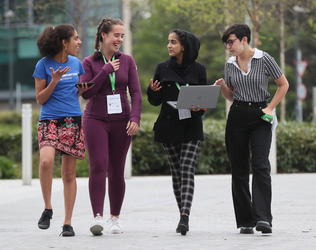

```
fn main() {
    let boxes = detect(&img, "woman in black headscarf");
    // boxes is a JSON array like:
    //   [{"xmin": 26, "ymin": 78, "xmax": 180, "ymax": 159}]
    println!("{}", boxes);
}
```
[{"xmin": 147, "ymin": 29, "xmax": 207, "ymax": 235}]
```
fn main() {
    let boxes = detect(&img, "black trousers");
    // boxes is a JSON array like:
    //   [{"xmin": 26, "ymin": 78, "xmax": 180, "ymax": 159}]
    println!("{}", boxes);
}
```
[{"xmin": 226, "ymin": 101, "xmax": 272, "ymax": 228}]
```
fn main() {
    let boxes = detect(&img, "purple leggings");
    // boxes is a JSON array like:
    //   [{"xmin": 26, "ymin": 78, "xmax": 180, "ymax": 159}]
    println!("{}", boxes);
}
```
[{"xmin": 83, "ymin": 117, "xmax": 132, "ymax": 217}]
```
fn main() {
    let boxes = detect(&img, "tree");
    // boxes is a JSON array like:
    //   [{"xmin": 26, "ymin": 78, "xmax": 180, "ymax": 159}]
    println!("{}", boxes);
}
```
[
  {"xmin": 163, "ymin": 0, "xmax": 316, "ymax": 121},
  {"xmin": 134, "ymin": 0, "xmax": 316, "ymax": 119}
]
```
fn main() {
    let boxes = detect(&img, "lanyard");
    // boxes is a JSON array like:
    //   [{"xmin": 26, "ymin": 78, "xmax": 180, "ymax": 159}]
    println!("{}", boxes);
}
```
[
  {"xmin": 100, "ymin": 51, "xmax": 116, "ymax": 94},
  {"xmin": 175, "ymin": 82, "xmax": 189, "ymax": 90}
]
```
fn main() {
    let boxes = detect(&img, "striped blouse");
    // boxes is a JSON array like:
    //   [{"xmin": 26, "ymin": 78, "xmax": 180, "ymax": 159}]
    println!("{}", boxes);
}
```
[{"xmin": 225, "ymin": 48, "xmax": 282, "ymax": 102}]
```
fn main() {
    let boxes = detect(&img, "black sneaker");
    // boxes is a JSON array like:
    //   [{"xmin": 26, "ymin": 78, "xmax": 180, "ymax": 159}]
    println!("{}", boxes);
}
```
[
  {"xmin": 38, "ymin": 209, "xmax": 53, "ymax": 230},
  {"xmin": 240, "ymin": 227, "xmax": 254, "ymax": 234},
  {"xmin": 176, "ymin": 214, "xmax": 189, "ymax": 235},
  {"xmin": 60, "ymin": 224, "xmax": 75, "ymax": 237},
  {"xmin": 256, "ymin": 221, "xmax": 272, "ymax": 234}
]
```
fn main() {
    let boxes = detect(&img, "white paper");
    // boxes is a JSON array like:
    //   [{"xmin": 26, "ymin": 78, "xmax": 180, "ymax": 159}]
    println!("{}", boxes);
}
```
[
  {"xmin": 178, "ymin": 109, "xmax": 191, "ymax": 120},
  {"xmin": 107, "ymin": 94, "xmax": 122, "ymax": 114}
]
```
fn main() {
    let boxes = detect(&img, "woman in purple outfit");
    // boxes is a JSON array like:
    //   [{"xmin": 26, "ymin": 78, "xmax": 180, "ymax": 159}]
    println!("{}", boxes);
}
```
[{"xmin": 81, "ymin": 18, "xmax": 142, "ymax": 236}]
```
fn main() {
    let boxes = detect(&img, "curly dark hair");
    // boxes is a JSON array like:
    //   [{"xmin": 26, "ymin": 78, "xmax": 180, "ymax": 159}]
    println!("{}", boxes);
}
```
[
  {"xmin": 93, "ymin": 17, "xmax": 124, "ymax": 60},
  {"xmin": 36, "ymin": 24, "xmax": 75, "ymax": 58}
]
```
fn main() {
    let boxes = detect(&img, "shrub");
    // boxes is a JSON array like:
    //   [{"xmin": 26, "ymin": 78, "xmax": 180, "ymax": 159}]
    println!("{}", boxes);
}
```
[
  {"xmin": 1, "ymin": 110, "xmax": 316, "ymax": 178},
  {"xmin": 0, "ymin": 156, "xmax": 17, "ymax": 179},
  {"xmin": 197, "ymin": 119, "xmax": 230, "ymax": 174},
  {"xmin": 0, "ymin": 111, "xmax": 23, "ymax": 125},
  {"xmin": 0, "ymin": 110, "xmax": 40, "ymax": 125},
  {"xmin": 75, "ymin": 152, "xmax": 90, "ymax": 177},
  {"xmin": 132, "ymin": 126, "xmax": 169, "ymax": 175},
  {"xmin": 131, "ymin": 118, "xmax": 230, "ymax": 175},
  {"xmin": 277, "ymin": 122, "xmax": 316, "ymax": 173},
  {"xmin": 0, "ymin": 132, "xmax": 22, "ymax": 162}
]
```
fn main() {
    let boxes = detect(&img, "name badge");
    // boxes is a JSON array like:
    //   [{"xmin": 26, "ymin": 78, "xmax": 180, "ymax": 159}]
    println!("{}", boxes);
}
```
[
  {"xmin": 178, "ymin": 109, "xmax": 191, "ymax": 120},
  {"xmin": 107, "ymin": 94, "xmax": 122, "ymax": 114}
]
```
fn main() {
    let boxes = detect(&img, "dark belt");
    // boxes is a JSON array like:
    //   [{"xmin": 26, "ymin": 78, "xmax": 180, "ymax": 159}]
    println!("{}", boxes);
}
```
[{"xmin": 233, "ymin": 100, "xmax": 267, "ymax": 108}]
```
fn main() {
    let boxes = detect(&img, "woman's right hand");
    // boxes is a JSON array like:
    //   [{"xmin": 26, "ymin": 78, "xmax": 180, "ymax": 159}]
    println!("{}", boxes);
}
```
[
  {"xmin": 50, "ymin": 66, "xmax": 70, "ymax": 83},
  {"xmin": 150, "ymin": 79, "xmax": 162, "ymax": 92},
  {"xmin": 109, "ymin": 59, "xmax": 120, "ymax": 71},
  {"xmin": 214, "ymin": 78, "xmax": 225, "ymax": 88}
]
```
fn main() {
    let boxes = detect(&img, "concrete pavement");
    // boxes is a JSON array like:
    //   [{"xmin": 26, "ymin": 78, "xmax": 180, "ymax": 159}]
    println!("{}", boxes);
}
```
[{"xmin": 0, "ymin": 174, "xmax": 315, "ymax": 249}]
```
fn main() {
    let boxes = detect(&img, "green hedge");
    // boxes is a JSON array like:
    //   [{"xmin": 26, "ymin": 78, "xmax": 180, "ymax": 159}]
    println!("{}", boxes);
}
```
[
  {"xmin": 133, "ymin": 119, "xmax": 316, "ymax": 175},
  {"xmin": 276, "ymin": 122, "xmax": 316, "ymax": 173},
  {"xmin": 1, "ymin": 111, "xmax": 316, "ymax": 179},
  {"xmin": 132, "ymin": 119, "xmax": 230, "ymax": 175},
  {"xmin": 0, "ymin": 156, "xmax": 16, "ymax": 179}
]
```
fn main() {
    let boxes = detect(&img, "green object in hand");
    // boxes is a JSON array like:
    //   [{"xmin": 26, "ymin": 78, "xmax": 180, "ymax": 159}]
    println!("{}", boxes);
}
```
[{"xmin": 261, "ymin": 114, "xmax": 274, "ymax": 123}]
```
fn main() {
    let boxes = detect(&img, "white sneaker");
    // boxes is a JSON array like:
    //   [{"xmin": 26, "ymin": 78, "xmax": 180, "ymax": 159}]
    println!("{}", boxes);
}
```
[
  {"xmin": 107, "ymin": 217, "xmax": 123, "ymax": 234},
  {"xmin": 90, "ymin": 213, "xmax": 104, "ymax": 235}
]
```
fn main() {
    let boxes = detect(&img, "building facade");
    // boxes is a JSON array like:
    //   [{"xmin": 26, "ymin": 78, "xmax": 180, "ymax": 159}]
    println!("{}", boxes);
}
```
[{"xmin": 0, "ymin": 0, "xmax": 122, "ymax": 110}]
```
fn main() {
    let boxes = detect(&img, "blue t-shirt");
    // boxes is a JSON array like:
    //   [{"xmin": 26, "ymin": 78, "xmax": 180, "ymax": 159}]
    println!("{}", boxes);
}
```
[{"xmin": 33, "ymin": 56, "xmax": 85, "ymax": 120}]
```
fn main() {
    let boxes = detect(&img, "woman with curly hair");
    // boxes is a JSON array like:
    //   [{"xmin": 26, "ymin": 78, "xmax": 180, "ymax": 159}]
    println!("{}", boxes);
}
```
[{"xmin": 33, "ymin": 24, "xmax": 92, "ymax": 237}]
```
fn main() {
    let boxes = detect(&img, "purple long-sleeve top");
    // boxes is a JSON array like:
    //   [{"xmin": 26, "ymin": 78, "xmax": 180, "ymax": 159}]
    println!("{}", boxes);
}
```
[{"xmin": 81, "ymin": 51, "xmax": 142, "ymax": 125}]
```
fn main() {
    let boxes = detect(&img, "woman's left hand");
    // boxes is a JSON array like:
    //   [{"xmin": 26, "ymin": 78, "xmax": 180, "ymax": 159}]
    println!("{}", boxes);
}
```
[
  {"xmin": 126, "ymin": 121, "xmax": 139, "ymax": 136},
  {"xmin": 189, "ymin": 105, "xmax": 205, "ymax": 112}
]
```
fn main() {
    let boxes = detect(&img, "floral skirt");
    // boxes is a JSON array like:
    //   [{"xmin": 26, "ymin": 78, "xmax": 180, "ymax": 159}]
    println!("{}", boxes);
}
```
[{"xmin": 37, "ymin": 116, "xmax": 85, "ymax": 160}]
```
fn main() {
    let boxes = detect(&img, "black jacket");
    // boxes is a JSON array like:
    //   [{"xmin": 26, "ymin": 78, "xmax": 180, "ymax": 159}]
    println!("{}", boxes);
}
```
[{"xmin": 147, "ymin": 58, "xmax": 207, "ymax": 143}]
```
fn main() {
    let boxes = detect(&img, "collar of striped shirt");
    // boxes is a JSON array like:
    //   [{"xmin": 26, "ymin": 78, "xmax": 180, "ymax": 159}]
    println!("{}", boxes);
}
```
[{"xmin": 227, "ymin": 48, "xmax": 263, "ymax": 64}]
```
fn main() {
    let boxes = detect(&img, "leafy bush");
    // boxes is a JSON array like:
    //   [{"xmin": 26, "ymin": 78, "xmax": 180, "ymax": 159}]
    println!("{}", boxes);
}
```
[
  {"xmin": 75, "ymin": 152, "xmax": 90, "ymax": 177},
  {"xmin": 277, "ymin": 122, "xmax": 316, "ymax": 173},
  {"xmin": 0, "ymin": 110, "xmax": 40, "ymax": 125},
  {"xmin": 132, "ymin": 125, "xmax": 169, "ymax": 175},
  {"xmin": 1, "ymin": 111, "xmax": 316, "ymax": 179},
  {"xmin": 197, "ymin": 119, "xmax": 230, "ymax": 174},
  {"xmin": 0, "ymin": 132, "xmax": 22, "ymax": 162},
  {"xmin": 0, "ymin": 156, "xmax": 17, "ymax": 179},
  {"xmin": 0, "ymin": 111, "xmax": 23, "ymax": 125},
  {"xmin": 131, "ymin": 117, "xmax": 316, "ymax": 175},
  {"xmin": 132, "ymin": 119, "xmax": 231, "ymax": 175}
]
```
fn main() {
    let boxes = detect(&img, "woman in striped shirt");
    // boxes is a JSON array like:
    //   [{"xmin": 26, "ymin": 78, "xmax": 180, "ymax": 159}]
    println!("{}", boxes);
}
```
[{"xmin": 214, "ymin": 23, "xmax": 289, "ymax": 235}]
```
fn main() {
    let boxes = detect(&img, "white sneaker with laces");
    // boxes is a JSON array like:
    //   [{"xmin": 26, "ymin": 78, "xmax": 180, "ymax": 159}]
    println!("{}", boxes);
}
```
[
  {"xmin": 107, "ymin": 217, "xmax": 123, "ymax": 234},
  {"xmin": 90, "ymin": 213, "xmax": 104, "ymax": 235}
]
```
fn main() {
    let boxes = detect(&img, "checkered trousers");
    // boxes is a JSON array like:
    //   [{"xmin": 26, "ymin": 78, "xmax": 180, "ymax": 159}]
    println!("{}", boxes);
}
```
[{"xmin": 162, "ymin": 140, "xmax": 201, "ymax": 215}]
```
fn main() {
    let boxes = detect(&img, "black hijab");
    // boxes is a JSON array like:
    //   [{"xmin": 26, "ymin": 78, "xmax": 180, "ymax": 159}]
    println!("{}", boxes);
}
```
[{"xmin": 169, "ymin": 30, "xmax": 200, "ymax": 77}]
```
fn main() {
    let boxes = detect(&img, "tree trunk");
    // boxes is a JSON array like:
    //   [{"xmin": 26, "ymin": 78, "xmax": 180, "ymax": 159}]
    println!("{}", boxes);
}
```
[
  {"xmin": 225, "ymin": 0, "xmax": 232, "ymax": 117},
  {"xmin": 279, "ymin": 0, "xmax": 286, "ymax": 122},
  {"xmin": 75, "ymin": 0, "xmax": 83, "ymax": 61},
  {"xmin": 252, "ymin": 0, "xmax": 260, "ymax": 48}
]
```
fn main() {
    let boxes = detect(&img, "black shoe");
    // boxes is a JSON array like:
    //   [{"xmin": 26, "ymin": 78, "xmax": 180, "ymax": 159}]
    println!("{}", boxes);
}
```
[
  {"xmin": 256, "ymin": 221, "xmax": 272, "ymax": 234},
  {"xmin": 176, "ymin": 214, "xmax": 189, "ymax": 235},
  {"xmin": 240, "ymin": 227, "xmax": 254, "ymax": 234},
  {"xmin": 60, "ymin": 224, "xmax": 75, "ymax": 237},
  {"xmin": 38, "ymin": 209, "xmax": 53, "ymax": 230}
]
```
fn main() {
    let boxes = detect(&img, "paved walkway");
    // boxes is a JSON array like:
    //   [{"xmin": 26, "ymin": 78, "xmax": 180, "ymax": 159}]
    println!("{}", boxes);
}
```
[{"xmin": 0, "ymin": 174, "xmax": 315, "ymax": 249}]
